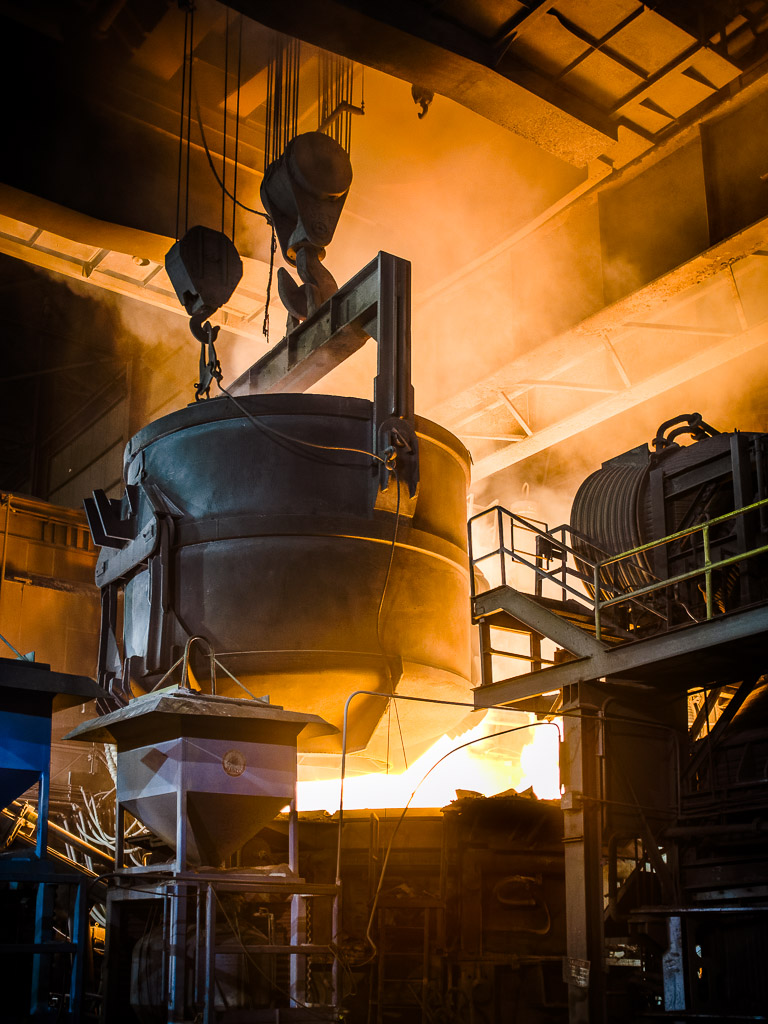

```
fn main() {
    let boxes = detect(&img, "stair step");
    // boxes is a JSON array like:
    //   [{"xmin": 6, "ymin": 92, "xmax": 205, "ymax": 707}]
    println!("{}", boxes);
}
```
[{"xmin": 477, "ymin": 595, "xmax": 628, "ymax": 645}]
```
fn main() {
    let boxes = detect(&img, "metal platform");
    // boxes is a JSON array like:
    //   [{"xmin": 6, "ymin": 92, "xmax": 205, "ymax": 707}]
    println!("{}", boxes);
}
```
[{"xmin": 474, "ymin": 588, "xmax": 768, "ymax": 707}]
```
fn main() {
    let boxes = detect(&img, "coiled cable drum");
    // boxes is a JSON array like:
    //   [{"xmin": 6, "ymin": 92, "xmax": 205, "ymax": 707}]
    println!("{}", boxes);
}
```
[{"xmin": 570, "ymin": 464, "xmax": 653, "ymax": 598}]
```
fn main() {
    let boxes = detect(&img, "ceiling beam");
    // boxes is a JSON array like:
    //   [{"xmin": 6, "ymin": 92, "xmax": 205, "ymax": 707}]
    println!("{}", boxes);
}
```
[
  {"xmin": 469, "ymin": 310, "xmax": 768, "ymax": 481},
  {"xmin": 428, "ymin": 213, "xmax": 768, "ymax": 450},
  {"xmin": 228, "ymin": 0, "xmax": 617, "ymax": 166}
]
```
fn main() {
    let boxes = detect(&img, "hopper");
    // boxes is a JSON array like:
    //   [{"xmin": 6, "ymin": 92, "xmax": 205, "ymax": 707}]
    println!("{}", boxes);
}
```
[
  {"xmin": 64, "ymin": 688, "xmax": 333, "ymax": 866},
  {"xmin": 0, "ymin": 657, "xmax": 101, "ymax": 823}
]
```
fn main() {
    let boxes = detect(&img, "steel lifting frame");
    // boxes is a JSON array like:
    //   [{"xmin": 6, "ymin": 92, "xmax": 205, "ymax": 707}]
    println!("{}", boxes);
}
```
[{"xmin": 230, "ymin": 250, "xmax": 419, "ymax": 503}]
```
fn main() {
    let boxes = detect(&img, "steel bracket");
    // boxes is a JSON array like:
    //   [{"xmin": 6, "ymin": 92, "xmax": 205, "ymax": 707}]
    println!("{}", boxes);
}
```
[
  {"xmin": 85, "ymin": 482, "xmax": 184, "ymax": 702},
  {"xmin": 87, "ymin": 482, "xmax": 184, "ymax": 588},
  {"xmin": 229, "ymin": 251, "xmax": 420, "ymax": 511}
]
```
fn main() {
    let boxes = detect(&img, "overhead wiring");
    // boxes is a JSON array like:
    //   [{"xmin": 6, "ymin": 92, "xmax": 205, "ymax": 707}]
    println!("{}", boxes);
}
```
[
  {"xmin": 221, "ymin": 6, "xmax": 229, "ymax": 237},
  {"xmin": 193, "ymin": 88, "xmax": 271, "ymax": 222},
  {"xmin": 174, "ymin": 5, "xmax": 190, "ymax": 242},
  {"xmin": 184, "ymin": 6, "xmax": 194, "ymax": 234},
  {"xmin": 216, "ymin": 379, "xmax": 392, "ymax": 469},
  {"xmin": 231, "ymin": 13, "xmax": 243, "ymax": 243}
]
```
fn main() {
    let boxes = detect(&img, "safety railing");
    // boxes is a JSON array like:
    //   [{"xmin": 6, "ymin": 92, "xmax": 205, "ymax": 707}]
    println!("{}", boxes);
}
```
[
  {"xmin": 468, "ymin": 504, "xmax": 617, "ymax": 609},
  {"xmin": 593, "ymin": 496, "xmax": 768, "ymax": 642}
]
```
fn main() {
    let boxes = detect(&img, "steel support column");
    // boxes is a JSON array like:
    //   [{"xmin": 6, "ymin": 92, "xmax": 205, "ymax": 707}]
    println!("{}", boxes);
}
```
[
  {"xmin": 289, "ymin": 797, "xmax": 307, "ymax": 1006},
  {"xmin": 561, "ymin": 682, "xmax": 606, "ymax": 1024},
  {"xmin": 169, "ymin": 787, "xmax": 189, "ymax": 1023}
]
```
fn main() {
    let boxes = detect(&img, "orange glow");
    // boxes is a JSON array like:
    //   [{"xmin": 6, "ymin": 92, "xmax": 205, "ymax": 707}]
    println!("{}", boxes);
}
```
[
  {"xmin": 296, "ymin": 712, "xmax": 560, "ymax": 812},
  {"xmin": 519, "ymin": 716, "xmax": 561, "ymax": 800}
]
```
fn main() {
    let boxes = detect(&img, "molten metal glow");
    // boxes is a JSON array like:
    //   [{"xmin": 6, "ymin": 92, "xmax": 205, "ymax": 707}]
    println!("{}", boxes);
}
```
[
  {"xmin": 296, "ymin": 713, "xmax": 561, "ymax": 812},
  {"xmin": 519, "ymin": 717, "xmax": 561, "ymax": 800}
]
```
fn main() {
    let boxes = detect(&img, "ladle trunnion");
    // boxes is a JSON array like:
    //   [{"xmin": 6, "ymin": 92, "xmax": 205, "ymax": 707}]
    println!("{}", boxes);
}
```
[{"xmin": 83, "ymin": 254, "xmax": 473, "ymax": 758}]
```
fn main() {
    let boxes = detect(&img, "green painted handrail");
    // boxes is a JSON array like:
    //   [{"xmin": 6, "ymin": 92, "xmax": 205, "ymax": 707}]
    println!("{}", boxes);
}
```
[{"xmin": 594, "ymin": 496, "xmax": 768, "ymax": 640}]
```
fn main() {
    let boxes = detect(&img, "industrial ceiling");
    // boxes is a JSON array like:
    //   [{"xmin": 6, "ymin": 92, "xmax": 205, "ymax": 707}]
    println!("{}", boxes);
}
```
[{"xmin": 1, "ymin": 0, "xmax": 768, "ymax": 519}]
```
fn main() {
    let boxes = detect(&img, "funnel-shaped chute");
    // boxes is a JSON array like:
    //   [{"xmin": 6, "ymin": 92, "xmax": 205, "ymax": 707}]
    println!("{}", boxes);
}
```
[
  {"xmin": 1, "ymin": 657, "xmax": 101, "ymax": 813},
  {"xmin": 65, "ymin": 689, "xmax": 332, "ymax": 866},
  {"xmin": 0, "ymin": 691, "xmax": 49, "ymax": 810}
]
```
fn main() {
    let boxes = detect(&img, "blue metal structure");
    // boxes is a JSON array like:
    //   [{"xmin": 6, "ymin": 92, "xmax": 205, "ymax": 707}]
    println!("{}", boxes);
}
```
[{"xmin": 0, "ymin": 655, "xmax": 101, "ymax": 1022}]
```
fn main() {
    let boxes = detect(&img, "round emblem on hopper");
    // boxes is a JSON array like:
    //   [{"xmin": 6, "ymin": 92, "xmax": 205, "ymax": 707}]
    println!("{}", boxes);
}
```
[{"xmin": 222, "ymin": 749, "xmax": 246, "ymax": 777}]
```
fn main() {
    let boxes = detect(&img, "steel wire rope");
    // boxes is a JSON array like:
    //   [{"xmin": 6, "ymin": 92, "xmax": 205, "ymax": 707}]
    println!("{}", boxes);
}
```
[
  {"xmin": 184, "ymin": 8, "xmax": 194, "ymax": 234},
  {"xmin": 291, "ymin": 39, "xmax": 300, "ymax": 153},
  {"xmin": 221, "ymin": 7, "xmax": 228, "ymax": 237},
  {"xmin": 231, "ymin": 13, "xmax": 243, "ymax": 244},
  {"xmin": 264, "ymin": 41, "xmax": 273, "ymax": 172},
  {"xmin": 272, "ymin": 41, "xmax": 281, "ymax": 161},
  {"xmin": 174, "ymin": 6, "xmax": 190, "ymax": 242},
  {"xmin": 191, "ymin": 81, "xmax": 280, "ymax": 342},
  {"xmin": 262, "ymin": 224, "xmax": 277, "ymax": 341}
]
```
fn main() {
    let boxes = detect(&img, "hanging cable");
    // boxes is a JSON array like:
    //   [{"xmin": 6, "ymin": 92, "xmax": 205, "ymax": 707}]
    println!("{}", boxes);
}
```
[
  {"xmin": 385, "ymin": 691, "xmax": 392, "ymax": 801},
  {"xmin": 345, "ymin": 58, "xmax": 351, "ymax": 153},
  {"xmin": 291, "ymin": 37, "xmax": 299, "ymax": 149},
  {"xmin": 392, "ymin": 684, "xmax": 408, "ymax": 773},
  {"xmin": 184, "ymin": 6, "xmax": 195, "ymax": 235},
  {"xmin": 264, "ymin": 41, "xmax": 273, "ymax": 174},
  {"xmin": 318, "ymin": 52, "xmax": 360, "ymax": 153},
  {"xmin": 264, "ymin": 35, "xmax": 300, "ymax": 171},
  {"xmin": 221, "ymin": 7, "xmax": 229, "ymax": 236},
  {"xmin": 216, "ymin": 379, "xmax": 392, "ymax": 468},
  {"xmin": 231, "ymin": 13, "xmax": 243, "ymax": 243},
  {"xmin": 192, "ymin": 87, "xmax": 271, "ymax": 221},
  {"xmin": 174, "ymin": 7, "xmax": 190, "ymax": 242}
]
